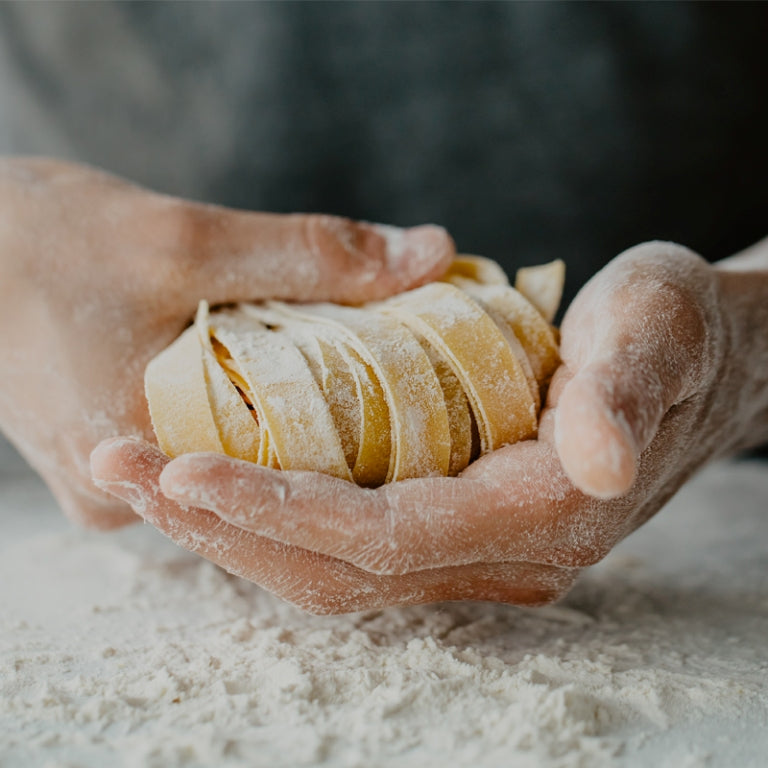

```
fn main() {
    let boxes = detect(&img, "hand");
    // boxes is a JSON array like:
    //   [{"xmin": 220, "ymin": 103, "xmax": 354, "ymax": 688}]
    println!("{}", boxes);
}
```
[
  {"xmin": 91, "ymin": 241, "xmax": 768, "ymax": 613},
  {"xmin": 0, "ymin": 157, "xmax": 454, "ymax": 528}
]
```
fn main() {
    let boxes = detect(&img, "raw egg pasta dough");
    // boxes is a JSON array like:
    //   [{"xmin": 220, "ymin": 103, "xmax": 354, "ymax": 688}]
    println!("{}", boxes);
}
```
[{"xmin": 145, "ymin": 256, "xmax": 564, "ymax": 485}]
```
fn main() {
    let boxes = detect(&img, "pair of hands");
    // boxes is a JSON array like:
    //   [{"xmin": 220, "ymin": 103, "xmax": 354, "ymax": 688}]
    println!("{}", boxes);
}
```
[{"xmin": 2, "ymin": 158, "xmax": 766, "ymax": 613}]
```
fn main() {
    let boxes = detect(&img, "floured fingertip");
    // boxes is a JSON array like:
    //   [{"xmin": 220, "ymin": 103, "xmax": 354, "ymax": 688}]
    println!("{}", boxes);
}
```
[
  {"xmin": 555, "ymin": 387, "xmax": 638, "ymax": 499},
  {"xmin": 90, "ymin": 436, "xmax": 166, "ymax": 484},
  {"xmin": 159, "ymin": 452, "xmax": 257, "ymax": 509},
  {"xmin": 382, "ymin": 224, "xmax": 455, "ymax": 285}
]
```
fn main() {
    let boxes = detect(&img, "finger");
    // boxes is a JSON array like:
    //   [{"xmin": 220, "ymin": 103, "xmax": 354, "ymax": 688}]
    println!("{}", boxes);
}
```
[
  {"xmin": 92, "ymin": 438, "xmax": 576, "ymax": 613},
  {"xmin": 554, "ymin": 242, "xmax": 715, "ymax": 498},
  {"xmin": 553, "ymin": 364, "xmax": 642, "ymax": 498},
  {"xmin": 158, "ymin": 445, "xmax": 601, "ymax": 575},
  {"xmin": 159, "ymin": 452, "xmax": 502, "ymax": 575},
  {"xmin": 169, "ymin": 205, "xmax": 454, "ymax": 305}
]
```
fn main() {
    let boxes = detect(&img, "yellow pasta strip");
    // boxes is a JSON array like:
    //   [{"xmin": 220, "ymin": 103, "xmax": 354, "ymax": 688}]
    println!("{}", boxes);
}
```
[
  {"xmin": 242, "ymin": 305, "xmax": 362, "ymax": 473},
  {"xmin": 193, "ymin": 302, "xmax": 262, "ymax": 463},
  {"xmin": 515, "ymin": 260, "xmax": 566, "ymax": 323},
  {"xmin": 417, "ymin": 335, "xmax": 473, "ymax": 475},
  {"xmin": 248, "ymin": 303, "xmax": 392, "ymax": 485},
  {"xmin": 446, "ymin": 285, "xmax": 540, "ymax": 410},
  {"xmin": 144, "ymin": 324, "xmax": 224, "ymax": 458},
  {"xmin": 267, "ymin": 301, "xmax": 451, "ymax": 482},
  {"xmin": 444, "ymin": 254, "xmax": 511, "ymax": 286},
  {"xmin": 381, "ymin": 282, "xmax": 538, "ymax": 451},
  {"xmin": 339, "ymin": 345, "xmax": 392, "ymax": 486},
  {"xmin": 452, "ymin": 279, "xmax": 561, "ymax": 395},
  {"xmin": 209, "ymin": 308, "xmax": 352, "ymax": 480}
]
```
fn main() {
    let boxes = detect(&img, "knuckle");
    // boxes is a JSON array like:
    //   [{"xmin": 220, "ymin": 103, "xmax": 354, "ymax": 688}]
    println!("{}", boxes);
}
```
[
  {"xmin": 143, "ymin": 198, "xmax": 224, "ymax": 272},
  {"xmin": 615, "ymin": 245, "xmax": 713, "ymax": 345},
  {"xmin": 130, "ymin": 199, "xmax": 219, "ymax": 302},
  {"xmin": 660, "ymin": 281, "xmax": 708, "ymax": 343},
  {"xmin": 542, "ymin": 514, "xmax": 617, "ymax": 568},
  {"xmin": 0, "ymin": 156, "xmax": 79, "ymax": 188},
  {"xmin": 351, "ymin": 504, "xmax": 419, "ymax": 576},
  {"xmin": 305, "ymin": 214, "xmax": 384, "ymax": 278},
  {"xmin": 350, "ymin": 541, "xmax": 412, "ymax": 576},
  {"xmin": 355, "ymin": 554, "xmax": 410, "ymax": 577},
  {"xmin": 286, "ymin": 589, "xmax": 359, "ymax": 616},
  {"xmin": 304, "ymin": 214, "xmax": 353, "ymax": 257},
  {"xmin": 154, "ymin": 200, "xmax": 213, "ymax": 261},
  {"xmin": 290, "ymin": 596, "xmax": 338, "ymax": 616},
  {"xmin": 269, "ymin": 568, "xmax": 375, "ymax": 616},
  {"xmin": 547, "ymin": 545, "xmax": 608, "ymax": 568},
  {"xmin": 619, "ymin": 240, "xmax": 703, "ymax": 271}
]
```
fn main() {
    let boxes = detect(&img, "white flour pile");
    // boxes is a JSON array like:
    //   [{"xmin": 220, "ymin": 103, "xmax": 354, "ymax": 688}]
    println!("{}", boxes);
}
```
[{"xmin": 1, "ymin": 454, "xmax": 767, "ymax": 768}]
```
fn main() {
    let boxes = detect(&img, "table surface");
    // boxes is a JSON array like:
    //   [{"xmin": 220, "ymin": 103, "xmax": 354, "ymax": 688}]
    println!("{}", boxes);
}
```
[{"xmin": 0, "ymin": 447, "xmax": 766, "ymax": 768}]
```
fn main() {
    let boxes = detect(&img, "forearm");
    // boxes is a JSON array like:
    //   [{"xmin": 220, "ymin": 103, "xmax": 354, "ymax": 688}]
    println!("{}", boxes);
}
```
[
  {"xmin": 713, "ymin": 241, "xmax": 768, "ymax": 453},
  {"xmin": 717, "ymin": 235, "xmax": 768, "ymax": 271}
]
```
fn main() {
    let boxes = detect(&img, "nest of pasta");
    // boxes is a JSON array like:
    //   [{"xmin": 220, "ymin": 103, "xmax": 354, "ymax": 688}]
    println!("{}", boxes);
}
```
[{"xmin": 145, "ymin": 256, "xmax": 564, "ymax": 485}]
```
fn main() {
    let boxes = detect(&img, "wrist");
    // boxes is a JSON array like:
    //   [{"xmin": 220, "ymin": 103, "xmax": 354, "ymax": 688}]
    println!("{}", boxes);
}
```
[
  {"xmin": 717, "ymin": 235, "xmax": 768, "ymax": 271},
  {"xmin": 712, "ymin": 262, "xmax": 768, "ymax": 454}
]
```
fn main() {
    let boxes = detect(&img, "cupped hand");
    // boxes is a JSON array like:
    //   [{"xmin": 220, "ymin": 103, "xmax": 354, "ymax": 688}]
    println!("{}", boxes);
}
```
[
  {"xmin": 0, "ymin": 157, "xmax": 454, "ymax": 528},
  {"xmin": 92, "ymin": 240, "xmax": 768, "ymax": 613}
]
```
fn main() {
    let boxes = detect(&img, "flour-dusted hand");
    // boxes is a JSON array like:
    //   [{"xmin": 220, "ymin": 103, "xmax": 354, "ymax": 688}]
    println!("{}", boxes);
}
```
[
  {"xmin": 555, "ymin": 240, "xmax": 768, "ymax": 497},
  {"xmin": 90, "ymin": 438, "xmax": 576, "ymax": 612},
  {"xmin": 92, "ymin": 239, "xmax": 768, "ymax": 613},
  {"xmin": 0, "ymin": 157, "xmax": 454, "ymax": 529}
]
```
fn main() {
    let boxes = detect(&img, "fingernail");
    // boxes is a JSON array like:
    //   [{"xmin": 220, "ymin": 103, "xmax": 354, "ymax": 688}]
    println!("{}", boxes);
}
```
[
  {"xmin": 92, "ymin": 478, "xmax": 149, "ymax": 514},
  {"xmin": 375, "ymin": 223, "xmax": 454, "ymax": 282}
]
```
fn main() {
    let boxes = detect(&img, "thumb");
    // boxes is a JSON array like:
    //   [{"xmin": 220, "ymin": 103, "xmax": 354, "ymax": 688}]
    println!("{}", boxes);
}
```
[
  {"xmin": 553, "ymin": 359, "xmax": 664, "ymax": 498},
  {"xmin": 172, "ymin": 206, "xmax": 455, "ymax": 305},
  {"xmin": 553, "ymin": 242, "xmax": 716, "ymax": 498}
]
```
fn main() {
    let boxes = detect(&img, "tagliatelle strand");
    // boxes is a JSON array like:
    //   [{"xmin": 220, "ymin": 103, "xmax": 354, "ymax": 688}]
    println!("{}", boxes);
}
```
[
  {"xmin": 209, "ymin": 308, "xmax": 352, "ymax": 480},
  {"xmin": 145, "ymin": 324, "xmax": 225, "ymax": 457},
  {"xmin": 194, "ymin": 303, "xmax": 263, "ymax": 464},
  {"xmin": 380, "ymin": 282, "xmax": 538, "ymax": 451},
  {"xmin": 416, "ymin": 335, "xmax": 474, "ymax": 476},
  {"xmin": 240, "ymin": 304, "xmax": 364, "ymax": 474},
  {"xmin": 266, "ymin": 301, "xmax": 451, "ymax": 482},
  {"xmin": 339, "ymin": 345, "xmax": 392, "ymax": 486},
  {"xmin": 443, "ymin": 254, "xmax": 510, "ymax": 286},
  {"xmin": 452, "ymin": 279, "xmax": 561, "ymax": 396},
  {"xmin": 515, "ymin": 260, "xmax": 566, "ymax": 323}
]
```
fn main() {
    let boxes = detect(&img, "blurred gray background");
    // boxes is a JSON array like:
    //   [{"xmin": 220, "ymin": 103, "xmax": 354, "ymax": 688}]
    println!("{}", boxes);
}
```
[{"xmin": 1, "ymin": 1, "xmax": 766, "ymax": 471}]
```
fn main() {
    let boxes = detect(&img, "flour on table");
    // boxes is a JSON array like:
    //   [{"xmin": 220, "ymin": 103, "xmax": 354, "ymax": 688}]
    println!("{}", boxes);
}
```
[{"xmin": 1, "ymin": 460, "xmax": 767, "ymax": 768}]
